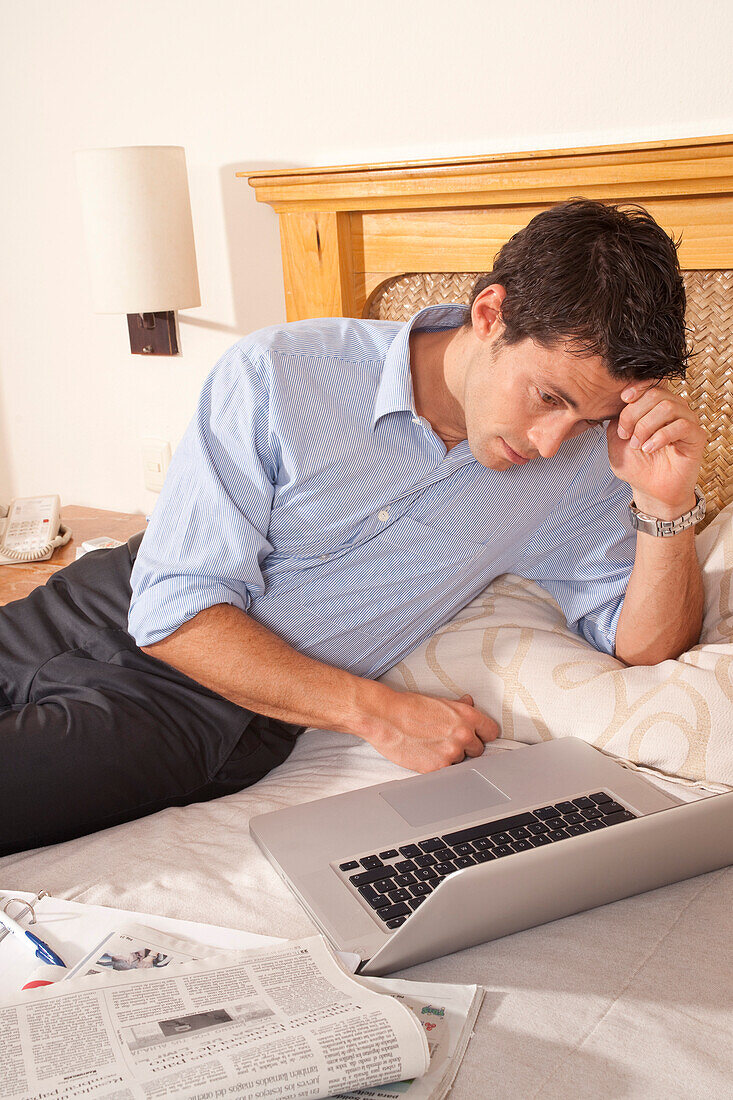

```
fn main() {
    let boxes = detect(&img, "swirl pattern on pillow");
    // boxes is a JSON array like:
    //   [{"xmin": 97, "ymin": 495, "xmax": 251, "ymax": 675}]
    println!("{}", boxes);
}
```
[{"xmin": 380, "ymin": 505, "xmax": 733, "ymax": 788}]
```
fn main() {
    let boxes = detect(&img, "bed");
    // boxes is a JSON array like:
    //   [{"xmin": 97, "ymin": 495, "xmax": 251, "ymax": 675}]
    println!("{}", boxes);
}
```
[{"xmin": 2, "ymin": 135, "xmax": 732, "ymax": 1097}]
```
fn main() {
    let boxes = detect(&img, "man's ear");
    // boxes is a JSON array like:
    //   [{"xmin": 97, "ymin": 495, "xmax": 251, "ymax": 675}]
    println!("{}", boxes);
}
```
[{"xmin": 471, "ymin": 284, "xmax": 507, "ymax": 341}]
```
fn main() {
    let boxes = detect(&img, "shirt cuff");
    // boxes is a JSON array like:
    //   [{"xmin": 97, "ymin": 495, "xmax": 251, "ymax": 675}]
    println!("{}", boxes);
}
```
[
  {"xmin": 128, "ymin": 579, "xmax": 250, "ymax": 647},
  {"xmin": 577, "ymin": 595, "xmax": 626, "ymax": 657}
]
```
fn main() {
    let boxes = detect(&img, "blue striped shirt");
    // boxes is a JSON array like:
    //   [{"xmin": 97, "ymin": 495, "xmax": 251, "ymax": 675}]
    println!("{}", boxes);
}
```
[{"xmin": 128, "ymin": 305, "xmax": 636, "ymax": 676}]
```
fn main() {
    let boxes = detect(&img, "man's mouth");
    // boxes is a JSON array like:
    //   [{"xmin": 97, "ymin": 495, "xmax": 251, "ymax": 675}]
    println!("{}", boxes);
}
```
[{"xmin": 501, "ymin": 438, "xmax": 531, "ymax": 465}]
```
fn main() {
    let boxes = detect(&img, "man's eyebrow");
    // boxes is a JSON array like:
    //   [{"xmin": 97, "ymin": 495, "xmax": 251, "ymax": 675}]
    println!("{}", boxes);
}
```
[
  {"xmin": 539, "ymin": 381, "xmax": 579, "ymax": 409},
  {"xmin": 552, "ymin": 385, "xmax": 579, "ymax": 409},
  {"xmin": 541, "ymin": 382, "xmax": 621, "ymax": 422}
]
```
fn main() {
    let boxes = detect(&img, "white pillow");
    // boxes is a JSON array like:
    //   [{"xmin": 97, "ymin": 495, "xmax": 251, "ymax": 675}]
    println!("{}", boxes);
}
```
[{"xmin": 379, "ymin": 504, "xmax": 733, "ymax": 789}]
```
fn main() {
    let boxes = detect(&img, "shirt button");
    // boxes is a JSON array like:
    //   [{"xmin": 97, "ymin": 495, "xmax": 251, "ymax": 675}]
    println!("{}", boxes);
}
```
[
  {"xmin": 378, "ymin": 509, "xmax": 390, "ymax": 522},
  {"xmin": 320, "ymin": 555, "xmax": 328, "ymax": 562},
  {"xmin": 412, "ymin": 416, "xmax": 420, "ymax": 424}
]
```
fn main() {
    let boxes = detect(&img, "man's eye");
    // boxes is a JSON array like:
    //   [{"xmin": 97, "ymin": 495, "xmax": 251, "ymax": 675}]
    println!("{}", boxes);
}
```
[{"xmin": 538, "ymin": 390, "xmax": 558, "ymax": 406}]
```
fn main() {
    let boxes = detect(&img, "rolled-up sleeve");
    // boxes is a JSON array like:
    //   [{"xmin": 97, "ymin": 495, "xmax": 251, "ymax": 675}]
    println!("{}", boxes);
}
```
[{"xmin": 128, "ymin": 346, "xmax": 277, "ymax": 646}]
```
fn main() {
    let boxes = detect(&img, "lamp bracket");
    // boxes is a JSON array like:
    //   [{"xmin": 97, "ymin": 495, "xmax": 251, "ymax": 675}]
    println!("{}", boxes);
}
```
[{"xmin": 127, "ymin": 311, "xmax": 178, "ymax": 355}]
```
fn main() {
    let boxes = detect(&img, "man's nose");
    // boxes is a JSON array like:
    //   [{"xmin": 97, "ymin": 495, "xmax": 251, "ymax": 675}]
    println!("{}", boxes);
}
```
[{"xmin": 528, "ymin": 419, "xmax": 570, "ymax": 458}]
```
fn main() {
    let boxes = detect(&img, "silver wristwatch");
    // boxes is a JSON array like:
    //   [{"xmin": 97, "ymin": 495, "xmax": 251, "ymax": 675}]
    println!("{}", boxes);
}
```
[{"xmin": 628, "ymin": 486, "xmax": 706, "ymax": 537}]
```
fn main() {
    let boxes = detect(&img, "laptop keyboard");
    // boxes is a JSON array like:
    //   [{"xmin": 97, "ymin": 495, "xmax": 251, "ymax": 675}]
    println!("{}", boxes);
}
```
[{"xmin": 336, "ymin": 791, "xmax": 635, "ymax": 930}]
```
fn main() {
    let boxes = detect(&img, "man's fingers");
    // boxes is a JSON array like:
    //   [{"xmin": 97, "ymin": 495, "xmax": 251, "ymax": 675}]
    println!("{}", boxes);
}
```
[
  {"xmin": 617, "ymin": 387, "xmax": 696, "ymax": 440},
  {"xmin": 625, "ymin": 401, "xmax": 682, "ymax": 448},
  {"xmin": 462, "ymin": 734, "xmax": 486, "ymax": 758},
  {"xmin": 459, "ymin": 717, "xmax": 499, "ymax": 760},
  {"xmin": 620, "ymin": 381, "xmax": 658, "ymax": 405},
  {"xmin": 617, "ymin": 387, "xmax": 668, "ymax": 436},
  {"xmin": 376, "ymin": 690, "xmax": 500, "ymax": 772},
  {"xmin": 457, "ymin": 694, "xmax": 498, "ymax": 743},
  {"xmin": 624, "ymin": 403, "xmax": 697, "ymax": 451},
  {"xmin": 638, "ymin": 419, "xmax": 707, "ymax": 455},
  {"xmin": 474, "ymin": 712, "xmax": 500, "ymax": 742}
]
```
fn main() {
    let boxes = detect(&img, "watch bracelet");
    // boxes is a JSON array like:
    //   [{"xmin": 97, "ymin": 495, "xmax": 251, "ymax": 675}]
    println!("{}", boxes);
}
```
[{"xmin": 629, "ymin": 486, "xmax": 706, "ymax": 537}]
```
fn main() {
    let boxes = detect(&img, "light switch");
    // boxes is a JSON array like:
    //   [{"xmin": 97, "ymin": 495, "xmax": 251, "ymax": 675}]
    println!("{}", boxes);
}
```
[{"xmin": 141, "ymin": 438, "xmax": 172, "ymax": 493}]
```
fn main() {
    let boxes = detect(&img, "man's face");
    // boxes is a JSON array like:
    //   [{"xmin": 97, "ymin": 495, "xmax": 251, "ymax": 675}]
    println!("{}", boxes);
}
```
[{"xmin": 462, "ymin": 332, "xmax": 631, "ymax": 470}]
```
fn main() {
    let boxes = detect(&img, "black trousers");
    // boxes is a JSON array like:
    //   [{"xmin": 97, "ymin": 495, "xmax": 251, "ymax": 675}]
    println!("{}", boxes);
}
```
[{"xmin": 0, "ymin": 533, "xmax": 302, "ymax": 855}]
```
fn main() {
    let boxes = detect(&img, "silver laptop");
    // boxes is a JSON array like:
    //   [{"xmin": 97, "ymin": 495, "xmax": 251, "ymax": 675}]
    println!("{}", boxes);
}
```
[{"xmin": 250, "ymin": 738, "xmax": 733, "ymax": 975}]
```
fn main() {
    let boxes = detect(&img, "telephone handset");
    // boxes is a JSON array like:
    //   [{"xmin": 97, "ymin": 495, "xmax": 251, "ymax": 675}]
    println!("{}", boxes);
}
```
[{"xmin": 0, "ymin": 495, "xmax": 72, "ymax": 565}]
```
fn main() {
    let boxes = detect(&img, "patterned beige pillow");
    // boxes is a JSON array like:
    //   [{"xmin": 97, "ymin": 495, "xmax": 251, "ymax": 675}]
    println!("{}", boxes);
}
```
[{"xmin": 380, "ymin": 504, "xmax": 733, "ymax": 789}]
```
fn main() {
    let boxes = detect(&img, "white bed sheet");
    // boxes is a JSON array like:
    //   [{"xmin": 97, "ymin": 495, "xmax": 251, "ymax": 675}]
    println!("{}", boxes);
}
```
[{"xmin": 1, "ymin": 732, "xmax": 731, "ymax": 1098}]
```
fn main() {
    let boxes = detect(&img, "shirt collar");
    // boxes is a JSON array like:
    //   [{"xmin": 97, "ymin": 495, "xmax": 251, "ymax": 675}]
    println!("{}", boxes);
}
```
[{"xmin": 372, "ymin": 303, "xmax": 469, "ymax": 428}]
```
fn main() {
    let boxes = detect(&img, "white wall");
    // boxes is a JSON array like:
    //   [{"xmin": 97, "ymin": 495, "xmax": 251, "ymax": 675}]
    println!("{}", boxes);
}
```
[{"xmin": 1, "ymin": 0, "xmax": 731, "ymax": 514}]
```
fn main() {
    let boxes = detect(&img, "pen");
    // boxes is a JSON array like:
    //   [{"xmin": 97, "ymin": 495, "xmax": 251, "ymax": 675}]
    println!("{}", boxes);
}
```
[{"xmin": 0, "ymin": 909, "xmax": 67, "ymax": 966}]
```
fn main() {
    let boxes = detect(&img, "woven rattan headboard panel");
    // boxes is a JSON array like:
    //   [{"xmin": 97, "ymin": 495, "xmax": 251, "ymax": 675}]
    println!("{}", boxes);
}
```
[
  {"xmin": 246, "ymin": 134, "xmax": 733, "ymax": 519},
  {"xmin": 367, "ymin": 270, "xmax": 733, "ymax": 523}
]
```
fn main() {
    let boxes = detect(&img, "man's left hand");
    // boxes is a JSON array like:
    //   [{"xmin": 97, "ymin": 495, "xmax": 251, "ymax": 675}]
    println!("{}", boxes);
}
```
[{"xmin": 607, "ymin": 383, "xmax": 706, "ymax": 517}]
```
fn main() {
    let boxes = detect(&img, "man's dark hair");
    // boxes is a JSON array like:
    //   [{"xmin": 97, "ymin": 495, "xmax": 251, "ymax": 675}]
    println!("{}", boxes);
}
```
[{"xmin": 467, "ymin": 198, "xmax": 689, "ymax": 381}]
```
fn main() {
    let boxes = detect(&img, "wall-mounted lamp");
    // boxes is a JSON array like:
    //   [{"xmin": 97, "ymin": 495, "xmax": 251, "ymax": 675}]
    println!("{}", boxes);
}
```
[{"xmin": 75, "ymin": 145, "xmax": 200, "ymax": 355}]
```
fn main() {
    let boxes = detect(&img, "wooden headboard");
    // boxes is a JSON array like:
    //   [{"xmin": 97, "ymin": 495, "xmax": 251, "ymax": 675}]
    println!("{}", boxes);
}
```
[
  {"xmin": 245, "ymin": 134, "xmax": 733, "ymax": 320},
  {"xmin": 244, "ymin": 135, "xmax": 733, "ymax": 519}
]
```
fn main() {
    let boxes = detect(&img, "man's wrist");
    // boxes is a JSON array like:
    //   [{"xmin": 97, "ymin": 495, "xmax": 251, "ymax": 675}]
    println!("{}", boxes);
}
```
[
  {"xmin": 341, "ymin": 677, "xmax": 395, "ymax": 741},
  {"xmin": 629, "ymin": 490, "xmax": 698, "ymax": 522}
]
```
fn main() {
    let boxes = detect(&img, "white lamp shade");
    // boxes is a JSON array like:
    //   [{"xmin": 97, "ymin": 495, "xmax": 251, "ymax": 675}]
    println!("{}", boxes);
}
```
[{"xmin": 75, "ymin": 145, "xmax": 201, "ymax": 314}]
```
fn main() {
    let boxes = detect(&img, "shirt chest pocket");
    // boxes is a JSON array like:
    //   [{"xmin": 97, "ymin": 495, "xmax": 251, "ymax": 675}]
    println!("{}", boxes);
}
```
[
  {"xmin": 283, "ymin": 510, "xmax": 490, "ymax": 578},
  {"xmin": 377, "ymin": 513, "xmax": 493, "ymax": 567},
  {"xmin": 264, "ymin": 511, "xmax": 388, "ymax": 574}
]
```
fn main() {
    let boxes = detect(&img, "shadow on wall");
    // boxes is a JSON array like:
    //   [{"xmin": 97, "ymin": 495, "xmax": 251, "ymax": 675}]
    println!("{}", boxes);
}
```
[
  {"xmin": 0, "ymin": 356, "xmax": 14, "ymax": 505},
  {"xmin": 220, "ymin": 161, "xmax": 302, "ymax": 333},
  {"xmin": 179, "ymin": 161, "xmax": 301, "ymax": 340}
]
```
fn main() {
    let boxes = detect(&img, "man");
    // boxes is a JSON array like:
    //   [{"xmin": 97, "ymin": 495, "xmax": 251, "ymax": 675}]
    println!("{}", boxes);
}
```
[{"xmin": 0, "ymin": 199, "xmax": 706, "ymax": 854}]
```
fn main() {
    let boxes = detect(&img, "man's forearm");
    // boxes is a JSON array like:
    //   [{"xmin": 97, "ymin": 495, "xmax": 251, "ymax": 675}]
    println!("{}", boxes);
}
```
[
  {"xmin": 141, "ymin": 603, "xmax": 387, "ymax": 737},
  {"xmin": 608, "ymin": 381, "xmax": 707, "ymax": 667},
  {"xmin": 615, "ymin": 523, "xmax": 703, "ymax": 665},
  {"xmin": 141, "ymin": 602, "xmax": 500, "ymax": 772}
]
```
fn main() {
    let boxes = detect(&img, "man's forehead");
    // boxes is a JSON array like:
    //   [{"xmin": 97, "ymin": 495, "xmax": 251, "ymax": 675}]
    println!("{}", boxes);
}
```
[{"xmin": 532, "ymin": 343, "xmax": 639, "ymax": 418}]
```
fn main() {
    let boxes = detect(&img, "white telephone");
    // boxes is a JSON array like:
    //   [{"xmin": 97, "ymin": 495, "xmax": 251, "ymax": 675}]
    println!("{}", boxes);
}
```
[{"xmin": 0, "ymin": 495, "xmax": 72, "ymax": 565}]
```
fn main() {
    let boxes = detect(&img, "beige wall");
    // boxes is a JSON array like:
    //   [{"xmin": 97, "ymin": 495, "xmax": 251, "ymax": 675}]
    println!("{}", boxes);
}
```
[{"xmin": 1, "ymin": 0, "xmax": 732, "ymax": 514}]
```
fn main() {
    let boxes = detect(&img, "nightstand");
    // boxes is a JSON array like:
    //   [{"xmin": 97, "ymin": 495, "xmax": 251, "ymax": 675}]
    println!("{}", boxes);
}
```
[{"xmin": 0, "ymin": 505, "xmax": 145, "ymax": 606}]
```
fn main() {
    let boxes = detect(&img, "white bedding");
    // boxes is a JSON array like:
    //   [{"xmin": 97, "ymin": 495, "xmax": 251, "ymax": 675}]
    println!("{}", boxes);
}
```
[{"xmin": 1, "ymin": 731, "xmax": 731, "ymax": 1098}]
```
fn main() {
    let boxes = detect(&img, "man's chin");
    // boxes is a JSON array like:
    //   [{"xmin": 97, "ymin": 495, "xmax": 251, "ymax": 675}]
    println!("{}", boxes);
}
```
[
  {"xmin": 466, "ymin": 436, "xmax": 513, "ymax": 470},
  {"xmin": 471, "ymin": 446, "xmax": 513, "ymax": 471}
]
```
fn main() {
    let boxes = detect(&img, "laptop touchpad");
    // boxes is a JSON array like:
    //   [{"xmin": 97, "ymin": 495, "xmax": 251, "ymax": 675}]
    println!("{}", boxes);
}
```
[{"xmin": 379, "ymin": 767, "xmax": 510, "ymax": 828}]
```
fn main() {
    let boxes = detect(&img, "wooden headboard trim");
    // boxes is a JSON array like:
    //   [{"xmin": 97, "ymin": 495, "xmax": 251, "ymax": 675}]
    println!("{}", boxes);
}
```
[{"xmin": 244, "ymin": 135, "xmax": 733, "ymax": 321}]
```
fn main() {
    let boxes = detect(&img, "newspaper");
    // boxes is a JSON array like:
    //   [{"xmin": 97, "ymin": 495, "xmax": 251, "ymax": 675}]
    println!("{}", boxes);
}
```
[
  {"xmin": 1, "ymin": 936, "xmax": 433, "ymax": 1100},
  {"xmin": 58, "ymin": 925, "xmax": 484, "ymax": 1099},
  {"xmin": 334, "ymin": 977, "xmax": 483, "ymax": 1100}
]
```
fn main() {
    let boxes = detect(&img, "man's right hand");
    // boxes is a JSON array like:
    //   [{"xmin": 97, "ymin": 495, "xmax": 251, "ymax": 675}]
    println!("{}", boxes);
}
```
[{"xmin": 359, "ymin": 688, "xmax": 500, "ymax": 773}]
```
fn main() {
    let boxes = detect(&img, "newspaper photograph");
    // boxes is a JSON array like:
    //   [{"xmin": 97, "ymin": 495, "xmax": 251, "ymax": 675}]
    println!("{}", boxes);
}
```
[
  {"xmin": 64, "ymin": 924, "xmax": 205, "ymax": 979},
  {"xmin": 0, "ymin": 935, "xmax": 430, "ymax": 1100},
  {"xmin": 59, "ymin": 922, "xmax": 359, "ymax": 985}
]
